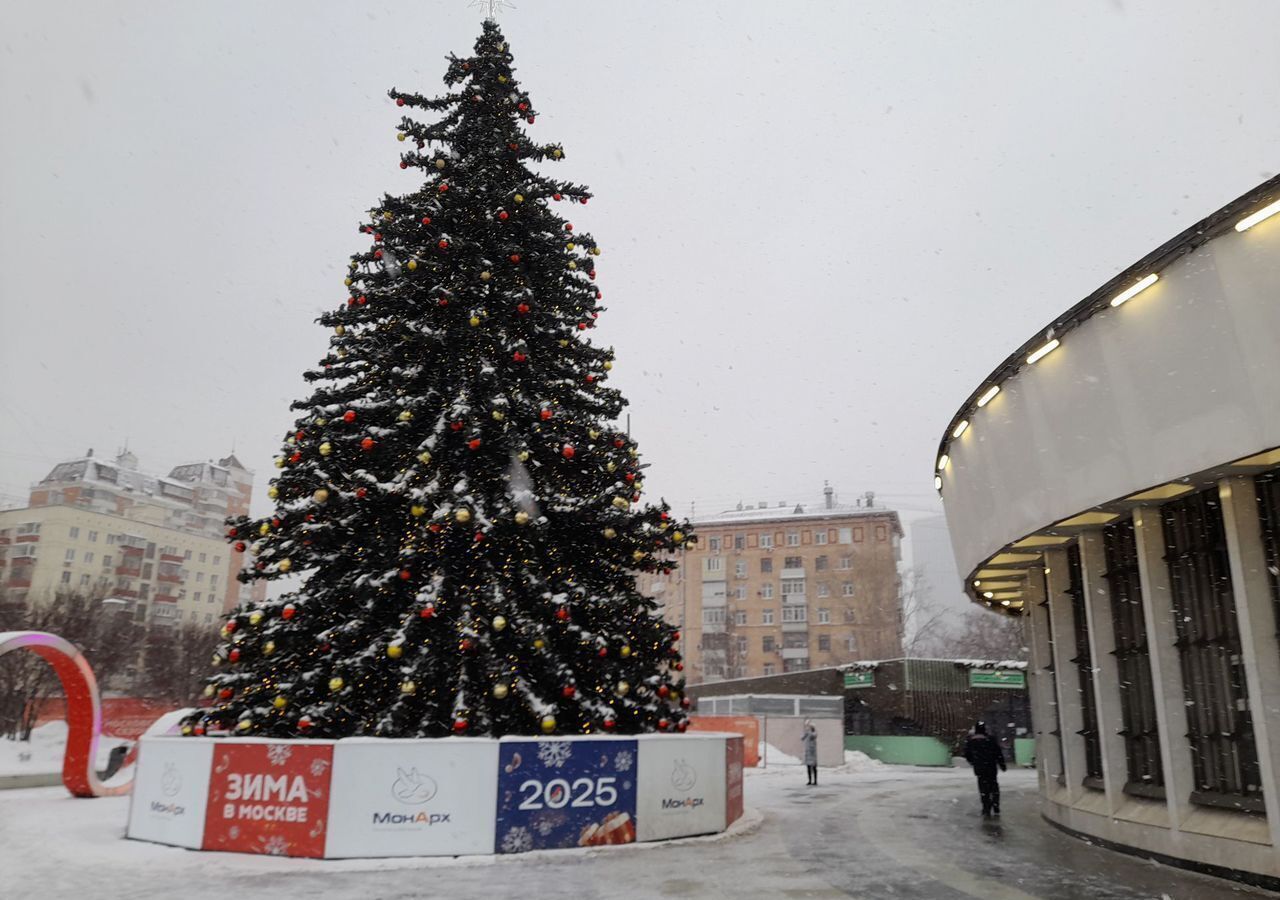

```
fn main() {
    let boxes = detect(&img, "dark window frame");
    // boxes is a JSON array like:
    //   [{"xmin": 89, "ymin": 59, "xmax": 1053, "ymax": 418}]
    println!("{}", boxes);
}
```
[
  {"xmin": 1066, "ymin": 544, "xmax": 1105, "ymax": 787},
  {"xmin": 1257, "ymin": 470, "xmax": 1280, "ymax": 629},
  {"xmin": 1103, "ymin": 518, "xmax": 1164, "ymax": 797},
  {"xmin": 1163, "ymin": 487, "xmax": 1264, "ymax": 813}
]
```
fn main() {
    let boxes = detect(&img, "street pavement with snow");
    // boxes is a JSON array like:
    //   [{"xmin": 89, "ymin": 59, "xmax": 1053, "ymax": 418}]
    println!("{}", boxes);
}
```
[{"xmin": 0, "ymin": 762, "xmax": 1268, "ymax": 899}]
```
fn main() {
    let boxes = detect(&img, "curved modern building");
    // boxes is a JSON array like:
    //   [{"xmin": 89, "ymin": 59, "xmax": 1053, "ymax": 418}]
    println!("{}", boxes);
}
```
[{"xmin": 937, "ymin": 175, "xmax": 1280, "ymax": 886}]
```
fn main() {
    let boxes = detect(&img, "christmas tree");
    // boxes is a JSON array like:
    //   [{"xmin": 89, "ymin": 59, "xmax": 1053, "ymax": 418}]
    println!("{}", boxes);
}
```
[{"xmin": 186, "ymin": 20, "xmax": 693, "ymax": 740}]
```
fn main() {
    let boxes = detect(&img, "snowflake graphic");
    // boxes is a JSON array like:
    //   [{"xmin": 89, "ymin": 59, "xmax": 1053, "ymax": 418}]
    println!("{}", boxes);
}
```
[
  {"xmin": 228, "ymin": 826, "xmax": 241, "ymax": 840},
  {"xmin": 260, "ymin": 835, "xmax": 290, "ymax": 856},
  {"xmin": 266, "ymin": 744, "xmax": 293, "ymax": 766},
  {"xmin": 537, "ymin": 741, "xmax": 572, "ymax": 769},
  {"xmin": 309, "ymin": 758, "xmax": 330, "ymax": 777},
  {"xmin": 535, "ymin": 817, "xmax": 556, "ymax": 837},
  {"xmin": 613, "ymin": 749, "xmax": 634, "ymax": 772},
  {"xmin": 501, "ymin": 826, "xmax": 533, "ymax": 853}
]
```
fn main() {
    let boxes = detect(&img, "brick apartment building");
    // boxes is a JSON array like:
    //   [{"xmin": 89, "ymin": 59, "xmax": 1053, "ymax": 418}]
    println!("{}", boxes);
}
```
[
  {"xmin": 638, "ymin": 485, "xmax": 904, "ymax": 684},
  {"xmin": 0, "ymin": 448, "xmax": 266, "ymax": 628}
]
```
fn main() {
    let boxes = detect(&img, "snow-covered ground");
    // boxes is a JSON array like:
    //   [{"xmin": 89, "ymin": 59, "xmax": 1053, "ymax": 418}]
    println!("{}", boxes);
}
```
[{"xmin": 0, "ymin": 722, "xmax": 126, "ymax": 777}]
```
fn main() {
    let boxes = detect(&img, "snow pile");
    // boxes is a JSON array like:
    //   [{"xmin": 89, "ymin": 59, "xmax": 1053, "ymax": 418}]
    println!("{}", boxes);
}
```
[
  {"xmin": 755, "ymin": 742, "xmax": 803, "ymax": 766},
  {"xmin": 831, "ymin": 750, "xmax": 883, "ymax": 774},
  {"xmin": 0, "ymin": 722, "xmax": 125, "ymax": 777}
]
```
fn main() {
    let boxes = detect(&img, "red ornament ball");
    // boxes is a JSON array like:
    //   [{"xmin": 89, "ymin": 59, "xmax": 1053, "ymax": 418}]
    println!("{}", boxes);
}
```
[
  {"xmin": 450, "ymin": 420, "xmax": 464, "ymax": 431},
  {"xmin": 597, "ymin": 647, "xmax": 608, "ymax": 658},
  {"xmin": 399, "ymin": 161, "xmax": 408, "ymax": 170},
  {"xmin": 539, "ymin": 408, "xmax": 553, "ymax": 421},
  {"xmin": 674, "ymin": 662, "xmax": 684, "ymax": 672},
  {"xmin": 658, "ymin": 718, "xmax": 670, "ymax": 731},
  {"xmin": 396, "ymin": 97, "xmax": 405, "ymax": 107},
  {"xmin": 603, "ymin": 718, "xmax": 616, "ymax": 731},
  {"xmin": 459, "ymin": 638, "xmax": 474, "ymax": 652},
  {"xmin": 193, "ymin": 724, "xmax": 205, "ymax": 736},
  {"xmin": 677, "ymin": 720, "xmax": 688, "ymax": 733},
  {"xmin": 680, "ymin": 697, "xmax": 692, "ymax": 709},
  {"xmin": 577, "ymin": 323, "xmax": 588, "ymax": 331},
  {"xmin": 282, "ymin": 604, "xmax": 297, "ymax": 620},
  {"xmin": 438, "ymin": 239, "xmax": 449, "ymax": 250},
  {"xmin": 585, "ymin": 375, "xmax": 595, "ymax": 383},
  {"xmin": 657, "ymin": 685, "xmax": 671, "ymax": 699},
  {"xmin": 580, "ymin": 197, "xmax": 588, "ymax": 205},
  {"xmin": 452, "ymin": 718, "xmax": 468, "ymax": 733},
  {"xmin": 225, "ymin": 620, "xmax": 238, "ymax": 634},
  {"xmin": 419, "ymin": 604, "xmax": 436, "ymax": 619},
  {"xmin": 361, "ymin": 437, "xmax": 376, "ymax": 451},
  {"xmin": 613, "ymin": 439, "xmax": 625, "ymax": 448},
  {"xmin": 498, "ymin": 211, "xmax": 509, "ymax": 221},
  {"xmin": 553, "ymin": 193, "xmax": 562, "ymax": 201},
  {"xmin": 356, "ymin": 295, "xmax": 367, "ymax": 305},
  {"xmin": 227, "ymin": 527, "xmax": 238, "ymax": 538},
  {"xmin": 289, "ymin": 452, "xmax": 301, "ymax": 463},
  {"xmin": 468, "ymin": 438, "xmax": 481, "ymax": 450},
  {"xmin": 298, "ymin": 716, "xmax": 313, "ymax": 730},
  {"xmin": 672, "ymin": 630, "xmax": 681, "ymax": 641},
  {"xmin": 356, "ymin": 487, "xmax": 368, "ymax": 499},
  {"xmin": 527, "ymin": 116, "xmax": 535, "ymax": 124},
  {"xmin": 438, "ymin": 183, "xmax": 449, "ymax": 193},
  {"xmin": 517, "ymin": 303, "xmax": 530, "ymax": 314},
  {"xmin": 625, "ymin": 473, "xmax": 635, "ymax": 482},
  {"xmin": 555, "ymin": 608, "xmax": 569, "ymax": 621},
  {"xmin": 228, "ymin": 649, "xmax": 241, "ymax": 663},
  {"xmin": 518, "ymin": 102, "xmax": 528, "ymax": 111},
  {"xmin": 219, "ymin": 688, "xmax": 233, "ymax": 700},
  {"xmin": 421, "ymin": 216, "xmax": 432, "ymax": 225},
  {"xmin": 562, "ymin": 685, "xmax": 576, "ymax": 699},
  {"xmin": 512, "ymin": 351, "xmax": 526, "ymax": 363},
  {"xmin": 374, "ymin": 250, "xmax": 383, "ymax": 259},
  {"xmin": 474, "ymin": 532, "xmax": 484, "ymax": 542},
  {"xmin": 509, "ymin": 254, "xmax": 521, "ymax": 264},
  {"xmin": 234, "ymin": 541, "xmax": 246, "ymax": 552},
  {"xmin": 271, "ymin": 517, "xmax": 282, "ymax": 528},
  {"xmin": 561, "ymin": 445, "xmax": 575, "ymax": 459},
  {"xmin": 564, "ymin": 223, "xmax": 573, "ymax": 232},
  {"xmin": 398, "ymin": 569, "xmax": 411, "ymax": 581}
]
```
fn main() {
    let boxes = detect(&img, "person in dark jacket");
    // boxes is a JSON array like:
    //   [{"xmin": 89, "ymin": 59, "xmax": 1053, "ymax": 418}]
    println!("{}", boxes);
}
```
[
  {"xmin": 801, "ymin": 720, "xmax": 819, "ymax": 785},
  {"xmin": 963, "ymin": 721, "xmax": 1006, "ymax": 815}
]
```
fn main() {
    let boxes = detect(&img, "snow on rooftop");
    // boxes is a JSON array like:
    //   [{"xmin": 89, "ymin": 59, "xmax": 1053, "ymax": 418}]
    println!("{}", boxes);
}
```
[{"xmin": 694, "ymin": 501, "xmax": 896, "ymax": 527}]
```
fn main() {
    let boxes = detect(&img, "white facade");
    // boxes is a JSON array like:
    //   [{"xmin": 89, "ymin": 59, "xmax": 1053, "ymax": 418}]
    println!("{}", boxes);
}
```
[{"xmin": 937, "ymin": 177, "xmax": 1280, "ymax": 886}]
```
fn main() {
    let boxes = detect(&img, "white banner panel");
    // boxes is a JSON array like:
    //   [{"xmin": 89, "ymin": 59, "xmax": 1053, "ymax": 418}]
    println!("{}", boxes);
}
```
[
  {"xmin": 635, "ymin": 735, "xmax": 727, "ymax": 842},
  {"xmin": 126, "ymin": 737, "xmax": 214, "ymax": 849},
  {"xmin": 324, "ymin": 737, "xmax": 499, "ymax": 858}
]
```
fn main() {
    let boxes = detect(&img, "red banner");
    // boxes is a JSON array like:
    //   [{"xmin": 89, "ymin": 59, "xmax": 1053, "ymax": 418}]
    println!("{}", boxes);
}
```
[
  {"xmin": 202, "ymin": 742, "xmax": 334, "ymax": 857},
  {"xmin": 35, "ymin": 697, "xmax": 175, "ymax": 740},
  {"xmin": 687, "ymin": 716, "xmax": 760, "ymax": 767},
  {"xmin": 724, "ymin": 735, "xmax": 744, "ymax": 827}
]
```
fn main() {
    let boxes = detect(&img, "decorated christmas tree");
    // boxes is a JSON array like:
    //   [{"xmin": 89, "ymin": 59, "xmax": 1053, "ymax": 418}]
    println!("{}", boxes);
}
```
[{"xmin": 185, "ymin": 20, "xmax": 693, "ymax": 740}]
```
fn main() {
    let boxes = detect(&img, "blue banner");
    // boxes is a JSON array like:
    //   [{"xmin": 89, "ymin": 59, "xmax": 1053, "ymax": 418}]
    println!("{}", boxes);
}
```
[{"xmin": 495, "ymin": 739, "xmax": 638, "ymax": 852}]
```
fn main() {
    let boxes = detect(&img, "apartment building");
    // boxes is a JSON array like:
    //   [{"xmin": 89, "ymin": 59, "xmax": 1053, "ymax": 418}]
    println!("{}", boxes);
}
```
[
  {"xmin": 0, "ymin": 447, "xmax": 266, "ymax": 627},
  {"xmin": 639, "ymin": 485, "xmax": 903, "ymax": 684}
]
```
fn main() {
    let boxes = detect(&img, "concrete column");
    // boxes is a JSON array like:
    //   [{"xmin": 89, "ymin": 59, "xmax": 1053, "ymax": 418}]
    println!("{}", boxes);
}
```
[
  {"xmin": 1021, "ymin": 564, "xmax": 1057, "ymax": 788},
  {"xmin": 1132, "ymin": 505, "xmax": 1190, "ymax": 830},
  {"xmin": 1044, "ymin": 547, "xmax": 1086, "ymax": 801},
  {"xmin": 1219, "ymin": 476, "xmax": 1280, "ymax": 846},
  {"xmin": 1077, "ymin": 529, "xmax": 1126, "ymax": 811}
]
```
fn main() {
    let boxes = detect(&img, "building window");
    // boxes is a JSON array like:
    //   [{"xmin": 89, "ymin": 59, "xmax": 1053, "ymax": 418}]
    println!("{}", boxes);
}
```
[
  {"xmin": 781, "ymin": 606, "xmax": 807, "ymax": 623},
  {"xmin": 763, "ymin": 635, "xmax": 775, "ymax": 652},
  {"xmin": 107, "ymin": 534, "xmax": 117, "ymax": 545},
  {"xmin": 786, "ymin": 532, "xmax": 800, "ymax": 547},
  {"xmin": 734, "ymin": 610, "xmax": 747, "ymax": 626},
  {"xmin": 702, "ymin": 608, "xmax": 726, "ymax": 625},
  {"xmin": 817, "ymin": 583, "xmax": 830, "ymax": 598},
  {"xmin": 817, "ymin": 608, "xmax": 831, "ymax": 624},
  {"xmin": 839, "ymin": 555, "xmax": 853, "ymax": 570},
  {"xmin": 1163, "ymin": 487, "xmax": 1263, "ymax": 810},
  {"xmin": 1258, "ymin": 471, "xmax": 1280, "ymax": 627},
  {"xmin": 194, "ymin": 592, "xmax": 202, "ymax": 604},
  {"xmin": 1066, "ymin": 544, "xmax": 1104, "ymax": 787},
  {"xmin": 734, "ymin": 535, "xmax": 745, "ymax": 550},
  {"xmin": 83, "ymin": 552, "xmax": 93, "ymax": 564},
  {"xmin": 815, "ymin": 555, "xmax": 828, "ymax": 571},
  {"xmin": 706, "ymin": 557, "xmax": 724, "ymax": 573},
  {"xmin": 1104, "ymin": 517, "xmax": 1164, "ymax": 795},
  {"xmin": 205, "ymin": 613, "xmax": 213, "ymax": 623},
  {"xmin": 763, "ymin": 663, "xmax": 776, "ymax": 676},
  {"xmin": 208, "ymin": 593, "xmax": 215, "ymax": 603},
  {"xmin": 199, "ymin": 552, "xmax": 207, "ymax": 563},
  {"xmin": 783, "ymin": 658, "xmax": 806, "ymax": 673},
  {"xmin": 838, "ymin": 527, "xmax": 852, "ymax": 544},
  {"xmin": 210, "ymin": 575, "xmax": 218, "ymax": 588},
  {"xmin": 60, "ymin": 571, "xmax": 71, "ymax": 584},
  {"xmin": 213, "ymin": 555, "xmax": 222, "ymax": 566},
  {"xmin": 88, "ymin": 531, "xmax": 98, "ymax": 542},
  {"xmin": 759, "ymin": 533, "xmax": 773, "ymax": 549},
  {"xmin": 761, "ymin": 609, "xmax": 774, "ymax": 625},
  {"xmin": 782, "ymin": 556, "xmax": 801, "ymax": 570},
  {"xmin": 709, "ymin": 537, "xmax": 721, "ymax": 553},
  {"xmin": 842, "ymin": 582, "xmax": 854, "ymax": 597},
  {"xmin": 760, "ymin": 558, "xmax": 773, "ymax": 574},
  {"xmin": 818, "ymin": 634, "xmax": 831, "ymax": 652},
  {"xmin": 735, "ymin": 561, "xmax": 747, "ymax": 578},
  {"xmin": 761, "ymin": 583, "xmax": 774, "ymax": 599},
  {"xmin": 79, "ymin": 574, "xmax": 90, "ymax": 586},
  {"xmin": 734, "ymin": 587, "xmax": 747, "ymax": 600},
  {"xmin": 18, "ymin": 522, "xmax": 41, "ymax": 535},
  {"xmin": 845, "ymin": 634, "xmax": 857, "ymax": 652},
  {"xmin": 184, "ymin": 550, "xmax": 191, "ymax": 560},
  {"xmin": 843, "ymin": 608, "xmax": 856, "ymax": 623},
  {"xmin": 65, "ymin": 548, "xmax": 77, "ymax": 561},
  {"xmin": 196, "ymin": 572, "xmax": 204, "ymax": 582},
  {"xmin": 781, "ymin": 579, "xmax": 805, "ymax": 597},
  {"xmin": 102, "ymin": 555, "xmax": 112, "ymax": 568},
  {"xmin": 814, "ymin": 530, "xmax": 828, "ymax": 546},
  {"xmin": 69, "ymin": 526, "xmax": 80, "ymax": 539}
]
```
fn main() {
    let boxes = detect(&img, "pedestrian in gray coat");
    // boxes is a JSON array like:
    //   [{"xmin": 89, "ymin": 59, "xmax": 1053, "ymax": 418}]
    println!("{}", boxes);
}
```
[{"xmin": 801, "ymin": 720, "xmax": 819, "ymax": 785}]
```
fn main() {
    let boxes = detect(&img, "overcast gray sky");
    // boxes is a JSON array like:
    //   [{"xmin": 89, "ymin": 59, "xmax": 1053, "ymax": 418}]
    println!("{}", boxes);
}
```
[{"xmin": 2, "ymin": 1, "xmax": 1278, "ymax": 533}]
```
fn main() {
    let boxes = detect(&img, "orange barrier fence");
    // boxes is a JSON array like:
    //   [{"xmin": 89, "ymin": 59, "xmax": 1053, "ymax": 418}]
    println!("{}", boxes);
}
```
[{"xmin": 687, "ymin": 716, "xmax": 760, "ymax": 767}]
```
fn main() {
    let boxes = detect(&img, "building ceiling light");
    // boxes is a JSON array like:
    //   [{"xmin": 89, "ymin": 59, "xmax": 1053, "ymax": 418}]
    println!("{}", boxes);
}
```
[
  {"xmin": 1109, "ymin": 273, "xmax": 1158, "ymax": 307},
  {"xmin": 952, "ymin": 420, "xmax": 969, "ymax": 439},
  {"xmin": 1011, "ymin": 535, "xmax": 1073, "ymax": 548},
  {"xmin": 1125, "ymin": 483, "xmax": 1194, "ymax": 502},
  {"xmin": 975, "ymin": 568, "xmax": 1028, "ymax": 580},
  {"xmin": 976, "ymin": 385, "xmax": 1001, "ymax": 407},
  {"xmin": 1230, "ymin": 448, "xmax": 1280, "ymax": 468},
  {"xmin": 1053, "ymin": 510, "xmax": 1120, "ymax": 528},
  {"xmin": 991, "ymin": 591, "xmax": 1023, "ymax": 600},
  {"xmin": 982, "ymin": 591, "xmax": 994, "ymax": 598},
  {"xmin": 978, "ymin": 582, "xmax": 1022, "ymax": 591},
  {"xmin": 988, "ymin": 552, "xmax": 1042, "ymax": 566},
  {"xmin": 1026, "ymin": 339, "xmax": 1060, "ymax": 365},
  {"xmin": 934, "ymin": 474, "xmax": 943, "ymax": 491},
  {"xmin": 937, "ymin": 454, "xmax": 950, "ymax": 472},
  {"xmin": 1236, "ymin": 198, "xmax": 1280, "ymax": 232}
]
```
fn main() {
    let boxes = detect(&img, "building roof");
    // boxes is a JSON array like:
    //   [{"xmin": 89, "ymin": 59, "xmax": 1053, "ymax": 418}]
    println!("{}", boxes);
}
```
[{"xmin": 694, "ymin": 499, "xmax": 902, "ymax": 534}]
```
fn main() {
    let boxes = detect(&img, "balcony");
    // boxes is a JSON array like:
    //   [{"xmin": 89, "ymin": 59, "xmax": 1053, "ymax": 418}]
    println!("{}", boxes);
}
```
[
  {"xmin": 701, "ymin": 621, "xmax": 726, "ymax": 635},
  {"xmin": 159, "ymin": 553, "xmax": 184, "ymax": 564},
  {"xmin": 781, "ymin": 567, "xmax": 805, "ymax": 580},
  {"xmin": 157, "ymin": 572, "xmax": 183, "ymax": 585},
  {"xmin": 781, "ymin": 647, "xmax": 810, "ymax": 660},
  {"xmin": 781, "ymin": 593, "xmax": 806, "ymax": 605},
  {"xmin": 115, "ymin": 566, "xmax": 142, "ymax": 578},
  {"xmin": 781, "ymin": 622, "xmax": 808, "ymax": 633},
  {"xmin": 153, "ymin": 593, "xmax": 179, "ymax": 604},
  {"xmin": 6, "ymin": 576, "xmax": 32, "ymax": 589}
]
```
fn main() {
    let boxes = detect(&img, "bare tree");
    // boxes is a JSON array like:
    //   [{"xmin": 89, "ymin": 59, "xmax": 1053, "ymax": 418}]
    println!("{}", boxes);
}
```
[
  {"xmin": 0, "ymin": 590, "xmax": 142, "ymax": 739},
  {"xmin": 901, "ymin": 566, "xmax": 952, "ymax": 658},
  {"xmin": 947, "ymin": 608, "xmax": 1028, "ymax": 661},
  {"xmin": 139, "ymin": 621, "xmax": 221, "ymax": 705}
]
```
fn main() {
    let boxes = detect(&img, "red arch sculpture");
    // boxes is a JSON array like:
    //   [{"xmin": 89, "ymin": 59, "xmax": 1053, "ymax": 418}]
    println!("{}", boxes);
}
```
[{"xmin": 0, "ymin": 630, "xmax": 132, "ymax": 797}]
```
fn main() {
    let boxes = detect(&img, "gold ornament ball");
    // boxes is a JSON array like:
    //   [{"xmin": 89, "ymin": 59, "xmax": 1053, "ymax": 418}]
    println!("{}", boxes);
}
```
[
  {"xmin": 455, "ymin": 508, "xmax": 472, "ymax": 523},
  {"xmin": 566, "ymin": 242, "xmax": 575, "ymax": 251},
  {"xmin": 620, "ymin": 645, "xmax": 632, "ymax": 658},
  {"xmin": 567, "ymin": 261, "xmax": 577, "ymax": 270},
  {"xmin": 400, "ymin": 680, "xmax": 416, "ymax": 695},
  {"xmin": 603, "ymin": 360, "xmax": 612, "ymax": 371},
  {"xmin": 552, "ymin": 149, "xmax": 563, "ymax": 159},
  {"xmin": 493, "ymin": 615, "xmax": 508, "ymax": 631},
  {"xmin": 514, "ymin": 511, "xmax": 530, "ymax": 526},
  {"xmin": 315, "ymin": 418, "xmax": 327, "ymax": 426},
  {"xmin": 615, "ymin": 681, "xmax": 630, "ymax": 696},
  {"xmin": 212, "ymin": 654, "xmax": 222, "ymax": 666},
  {"xmin": 382, "ymin": 211, "xmax": 392, "ymax": 221},
  {"xmin": 273, "ymin": 457, "xmax": 285, "ymax": 469},
  {"xmin": 267, "ymin": 486, "xmax": 279, "ymax": 499},
  {"xmin": 319, "ymin": 442, "xmax": 332, "ymax": 456},
  {"xmin": 273, "ymin": 695, "xmax": 288, "ymax": 709},
  {"xmin": 589, "ymin": 428, "xmax": 600, "ymax": 439},
  {"xmin": 632, "ymin": 550, "xmax": 646, "ymax": 562},
  {"xmin": 329, "ymin": 676, "xmax": 345, "ymax": 692},
  {"xmin": 673, "ymin": 531, "xmax": 685, "ymax": 543},
  {"xmin": 407, "ymin": 260, "xmax": 418, "ymax": 271},
  {"xmin": 181, "ymin": 725, "xmax": 193, "ymax": 736},
  {"xmin": 203, "ymin": 684, "xmax": 216, "ymax": 698},
  {"xmin": 237, "ymin": 719, "xmax": 252, "ymax": 732},
  {"xmin": 492, "ymin": 683, "xmax": 510, "ymax": 700},
  {"xmin": 498, "ymin": 74, "xmax": 508, "ymax": 83},
  {"xmin": 397, "ymin": 132, "xmax": 406, "ymax": 142},
  {"xmin": 417, "ymin": 451, "xmax": 432, "ymax": 465},
  {"xmin": 335, "ymin": 324, "xmax": 345, "ymax": 336},
  {"xmin": 540, "ymin": 716, "xmax": 557, "ymax": 734},
  {"xmin": 344, "ymin": 277, "xmax": 353, "ymax": 287},
  {"xmin": 387, "ymin": 643, "xmax": 403, "ymax": 659},
  {"xmin": 492, "ymin": 410, "xmax": 505, "ymax": 421},
  {"xmin": 603, "ymin": 527, "xmax": 617, "ymax": 539},
  {"xmin": 263, "ymin": 640, "xmax": 276, "ymax": 656},
  {"xmin": 435, "ymin": 158, "xmax": 446, "ymax": 169},
  {"xmin": 411, "ymin": 504, "xmax": 427, "ymax": 518},
  {"xmin": 313, "ymin": 489, "xmax": 330, "ymax": 503},
  {"xmin": 278, "ymin": 559, "xmax": 293, "ymax": 573},
  {"xmin": 513, "ymin": 193, "xmax": 524, "ymax": 203},
  {"xmin": 480, "ymin": 271, "xmax": 492, "ymax": 281},
  {"xmin": 249, "ymin": 610, "xmax": 264, "ymax": 626},
  {"xmin": 470, "ymin": 316, "xmax": 482, "ymax": 327},
  {"xmin": 398, "ymin": 410, "xmax": 414, "ymax": 422},
  {"xmin": 606, "ymin": 462, "xmax": 616, "ymax": 473},
  {"xmin": 558, "ymin": 339, "xmax": 569, "ymax": 348},
  {"xmin": 518, "ymin": 450, "xmax": 530, "ymax": 462},
  {"xmin": 591, "ymin": 247, "xmax": 601, "ymax": 256},
  {"xmin": 612, "ymin": 497, "xmax": 630, "ymax": 511},
  {"xmin": 533, "ymin": 638, "xmax": 546, "ymax": 650}
]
